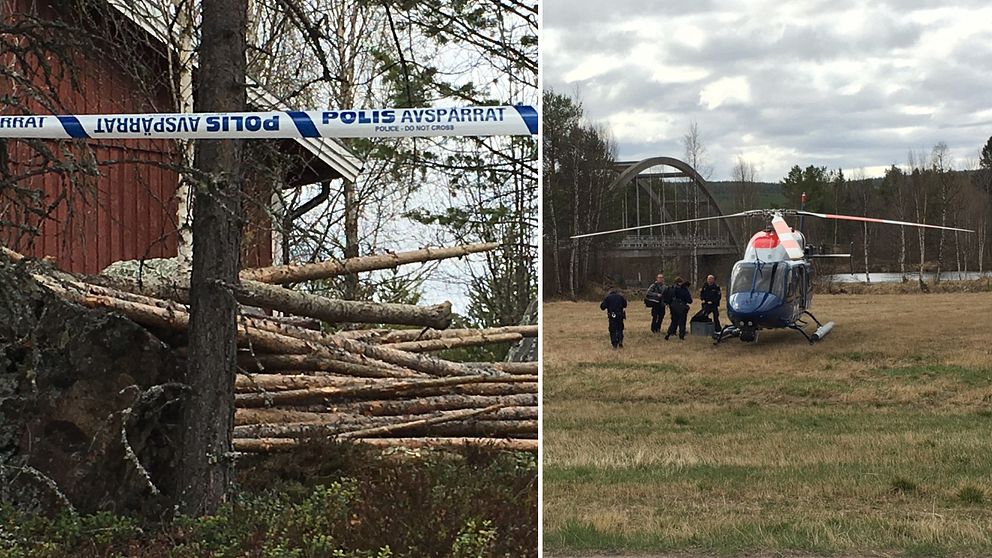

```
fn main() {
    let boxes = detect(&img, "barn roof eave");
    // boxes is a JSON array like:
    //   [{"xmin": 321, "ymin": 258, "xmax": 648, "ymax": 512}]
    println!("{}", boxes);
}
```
[{"xmin": 104, "ymin": 0, "xmax": 364, "ymax": 184}]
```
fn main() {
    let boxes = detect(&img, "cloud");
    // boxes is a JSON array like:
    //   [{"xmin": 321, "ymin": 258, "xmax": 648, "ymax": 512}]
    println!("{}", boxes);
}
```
[
  {"xmin": 699, "ymin": 76, "xmax": 751, "ymax": 109},
  {"xmin": 543, "ymin": 0, "xmax": 992, "ymax": 180}
]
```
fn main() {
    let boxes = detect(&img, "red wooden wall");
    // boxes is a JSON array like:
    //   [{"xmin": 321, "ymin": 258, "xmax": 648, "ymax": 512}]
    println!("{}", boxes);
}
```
[{"xmin": 1, "ymin": 0, "xmax": 272, "ymax": 273}]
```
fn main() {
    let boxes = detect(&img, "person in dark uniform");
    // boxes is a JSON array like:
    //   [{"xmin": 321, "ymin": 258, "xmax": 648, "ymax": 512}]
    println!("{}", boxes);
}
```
[
  {"xmin": 665, "ymin": 276, "xmax": 692, "ymax": 340},
  {"xmin": 693, "ymin": 274, "xmax": 722, "ymax": 330},
  {"xmin": 600, "ymin": 286, "xmax": 627, "ymax": 350},
  {"xmin": 646, "ymin": 273, "xmax": 667, "ymax": 333}
]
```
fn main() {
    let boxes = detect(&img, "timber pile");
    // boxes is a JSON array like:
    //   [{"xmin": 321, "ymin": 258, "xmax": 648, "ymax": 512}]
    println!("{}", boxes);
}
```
[{"xmin": 1, "ymin": 243, "xmax": 538, "ymax": 455}]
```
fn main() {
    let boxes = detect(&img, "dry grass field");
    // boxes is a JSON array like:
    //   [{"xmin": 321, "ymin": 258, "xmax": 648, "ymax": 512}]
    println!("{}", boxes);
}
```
[{"xmin": 543, "ymin": 291, "xmax": 992, "ymax": 556}]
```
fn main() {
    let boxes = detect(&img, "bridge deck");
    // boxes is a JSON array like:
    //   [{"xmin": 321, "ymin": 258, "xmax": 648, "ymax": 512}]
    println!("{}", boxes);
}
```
[{"xmin": 616, "ymin": 235, "xmax": 738, "ymax": 257}]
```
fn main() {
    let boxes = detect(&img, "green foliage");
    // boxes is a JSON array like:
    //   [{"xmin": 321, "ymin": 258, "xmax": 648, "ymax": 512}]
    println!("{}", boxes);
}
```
[
  {"xmin": 980, "ymin": 136, "xmax": 992, "ymax": 170},
  {"xmin": 542, "ymin": 90, "xmax": 617, "ymax": 296},
  {"xmin": 781, "ymin": 164, "xmax": 833, "ymax": 211},
  {"xmin": 0, "ymin": 507, "xmax": 142, "ymax": 558},
  {"xmin": 450, "ymin": 519, "xmax": 498, "ymax": 558},
  {"xmin": 363, "ymin": 1, "xmax": 538, "ymax": 332},
  {"xmin": 1, "ymin": 442, "xmax": 537, "ymax": 557}
]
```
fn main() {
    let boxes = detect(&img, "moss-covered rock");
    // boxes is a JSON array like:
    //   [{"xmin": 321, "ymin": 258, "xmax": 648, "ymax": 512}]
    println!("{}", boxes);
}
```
[{"xmin": 0, "ymin": 260, "xmax": 183, "ymax": 519}]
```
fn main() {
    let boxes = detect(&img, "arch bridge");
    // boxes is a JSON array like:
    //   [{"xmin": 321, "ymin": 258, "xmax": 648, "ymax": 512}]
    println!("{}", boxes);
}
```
[{"xmin": 609, "ymin": 156, "xmax": 740, "ymax": 258}]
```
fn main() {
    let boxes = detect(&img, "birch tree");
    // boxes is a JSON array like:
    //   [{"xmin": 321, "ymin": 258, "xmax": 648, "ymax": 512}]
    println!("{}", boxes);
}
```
[
  {"xmin": 682, "ymin": 122, "xmax": 710, "ymax": 284},
  {"xmin": 732, "ymin": 155, "xmax": 757, "ymax": 242}
]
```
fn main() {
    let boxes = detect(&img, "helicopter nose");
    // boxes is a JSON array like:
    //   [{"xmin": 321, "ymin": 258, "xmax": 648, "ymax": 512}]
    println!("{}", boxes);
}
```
[{"xmin": 728, "ymin": 292, "xmax": 783, "ymax": 316}]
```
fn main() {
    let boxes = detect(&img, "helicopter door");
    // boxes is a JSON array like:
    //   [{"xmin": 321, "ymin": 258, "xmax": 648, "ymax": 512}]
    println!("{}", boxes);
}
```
[
  {"xmin": 795, "ymin": 265, "xmax": 808, "ymax": 309},
  {"xmin": 785, "ymin": 267, "xmax": 797, "ymax": 303}
]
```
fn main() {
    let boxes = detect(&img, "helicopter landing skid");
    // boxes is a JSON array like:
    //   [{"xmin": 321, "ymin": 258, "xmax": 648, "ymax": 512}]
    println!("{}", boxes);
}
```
[
  {"xmin": 790, "ymin": 311, "xmax": 833, "ymax": 344},
  {"xmin": 803, "ymin": 311, "xmax": 824, "ymax": 327},
  {"xmin": 713, "ymin": 326, "xmax": 739, "ymax": 344},
  {"xmin": 713, "ymin": 325, "xmax": 758, "ymax": 344},
  {"xmin": 714, "ymin": 312, "xmax": 833, "ymax": 345},
  {"xmin": 787, "ymin": 323, "xmax": 814, "ymax": 344}
]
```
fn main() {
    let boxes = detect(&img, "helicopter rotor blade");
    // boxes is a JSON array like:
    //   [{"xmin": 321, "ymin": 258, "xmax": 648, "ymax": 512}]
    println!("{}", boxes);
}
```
[
  {"xmin": 796, "ymin": 211, "xmax": 974, "ymax": 233},
  {"xmin": 770, "ymin": 214, "xmax": 805, "ymax": 260},
  {"xmin": 570, "ymin": 211, "xmax": 752, "ymax": 240}
]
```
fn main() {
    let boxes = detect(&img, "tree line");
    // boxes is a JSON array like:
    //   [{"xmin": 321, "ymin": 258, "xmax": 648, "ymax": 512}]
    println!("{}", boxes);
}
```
[
  {"xmin": 542, "ymin": 90, "xmax": 616, "ymax": 298},
  {"xmin": 542, "ymin": 89, "xmax": 992, "ymax": 296},
  {"xmin": 779, "ymin": 140, "xmax": 992, "ymax": 283}
]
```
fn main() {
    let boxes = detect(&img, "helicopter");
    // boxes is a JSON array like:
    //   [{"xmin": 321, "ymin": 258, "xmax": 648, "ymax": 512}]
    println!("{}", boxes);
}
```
[{"xmin": 572, "ymin": 198, "xmax": 974, "ymax": 344}]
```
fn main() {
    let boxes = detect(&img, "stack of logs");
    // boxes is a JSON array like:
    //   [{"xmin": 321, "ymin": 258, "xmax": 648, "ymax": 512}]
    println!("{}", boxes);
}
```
[{"xmin": 1, "ymin": 243, "xmax": 537, "ymax": 454}]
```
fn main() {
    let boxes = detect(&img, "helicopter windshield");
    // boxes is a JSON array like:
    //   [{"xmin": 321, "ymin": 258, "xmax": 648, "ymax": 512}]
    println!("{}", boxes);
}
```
[{"xmin": 730, "ymin": 262, "xmax": 787, "ymax": 298}]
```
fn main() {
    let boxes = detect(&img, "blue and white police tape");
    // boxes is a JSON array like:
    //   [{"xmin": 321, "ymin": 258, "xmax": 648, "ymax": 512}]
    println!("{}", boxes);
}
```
[{"xmin": 0, "ymin": 105, "xmax": 538, "ymax": 139}]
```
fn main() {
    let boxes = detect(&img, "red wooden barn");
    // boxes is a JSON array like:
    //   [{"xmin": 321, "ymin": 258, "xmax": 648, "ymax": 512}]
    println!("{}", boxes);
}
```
[{"xmin": 0, "ymin": 0, "xmax": 361, "ymax": 273}]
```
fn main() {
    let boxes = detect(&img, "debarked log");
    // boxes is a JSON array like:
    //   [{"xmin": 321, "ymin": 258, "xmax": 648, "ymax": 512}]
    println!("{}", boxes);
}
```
[
  {"xmin": 239, "ymin": 242, "xmax": 499, "ymax": 284},
  {"xmin": 233, "ymin": 437, "xmax": 537, "ymax": 453},
  {"xmin": 463, "ymin": 362, "xmax": 538, "ymax": 375},
  {"xmin": 387, "ymin": 333, "xmax": 523, "ymax": 353},
  {"xmin": 236, "ymin": 373, "xmax": 398, "ymax": 392},
  {"xmin": 67, "ymin": 294, "xmax": 416, "ymax": 377},
  {"xmin": 76, "ymin": 268, "xmax": 452, "ymax": 331},
  {"xmin": 231, "ymin": 279, "xmax": 453, "ymax": 329},
  {"xmin": 400, "ymin": 419, "xmax": 537, "ymax": 438},
  {"xmin": 234, "ymin": 404, "xmax": 521, "ymax": 441},
  {"xmin": 234, "ymin": 419, "xmax": 537, "ymax": 440},
  {"xmin": 345, "ymin": 325, "xmax": 538, "ymax": 344},
  {"xmin": 337, "ymin": 404, "xmax": 504, "ymax": 439},
  {"xmin": 54, "ymin": 292, "xmax": 478, "ymax": 378},
  {"xmin": 45, "ymin": 273, "xmax": 510, "ymax": 379},
  {"xmin": 235, "ymin": 375, "xmax": 537, "ymax": 407},
  {"xmin": 236, "ymin": 353, "xmax": 423, "ymax": 379},
  {"xmin": 268, "ymin": 393, "xmax": 537, "ymax": 418},
  {"xmin": 234, "ymin": 406, "xmax": 537, "ymax": 429}
]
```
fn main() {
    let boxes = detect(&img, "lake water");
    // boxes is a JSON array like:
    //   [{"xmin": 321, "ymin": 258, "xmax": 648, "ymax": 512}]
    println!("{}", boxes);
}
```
[{"xmin": 821, "ymin": 271, "xmax": 992, "ymax": 283}]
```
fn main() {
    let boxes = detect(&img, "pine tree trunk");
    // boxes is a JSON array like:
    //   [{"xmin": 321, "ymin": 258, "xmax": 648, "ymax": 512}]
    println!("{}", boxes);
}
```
[{"xmin": 180, "ymin": 0, "xmax": 246, "ymax": 516}]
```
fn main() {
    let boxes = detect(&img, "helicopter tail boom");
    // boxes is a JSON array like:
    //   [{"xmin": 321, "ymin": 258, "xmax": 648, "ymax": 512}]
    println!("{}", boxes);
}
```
[{"xmin": 771, "ymin": 215, "xmax": 805, "ymax": 260}]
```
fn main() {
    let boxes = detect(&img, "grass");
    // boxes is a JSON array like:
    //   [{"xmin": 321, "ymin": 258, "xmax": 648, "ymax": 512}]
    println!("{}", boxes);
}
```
[{"xmin": 542, "ymin": 292, "xmax": 992, "ymax": 556}]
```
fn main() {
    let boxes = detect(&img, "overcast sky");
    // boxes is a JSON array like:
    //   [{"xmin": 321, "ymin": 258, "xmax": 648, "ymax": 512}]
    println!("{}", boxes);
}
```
[{"xmin": 543, "ymin": 0, "xmax": 992, "ymax": 181}]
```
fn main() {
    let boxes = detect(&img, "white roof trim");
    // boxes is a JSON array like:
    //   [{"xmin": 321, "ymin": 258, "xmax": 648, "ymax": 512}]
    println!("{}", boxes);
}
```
[{"xmin": 104, "ymin": 0, "xmax": 363, "ymax": 183}]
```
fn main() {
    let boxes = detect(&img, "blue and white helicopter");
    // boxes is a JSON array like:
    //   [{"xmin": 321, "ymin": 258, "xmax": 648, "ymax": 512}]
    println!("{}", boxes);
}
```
[{"xmin": 573, "ymin": 201, "xmax": 973, "ymax": 344}]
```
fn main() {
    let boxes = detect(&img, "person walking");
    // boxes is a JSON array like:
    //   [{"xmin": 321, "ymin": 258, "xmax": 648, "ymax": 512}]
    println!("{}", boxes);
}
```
[
  {"xmin": 645, "ymin": 273, "xmax": 667, "ymax": 333},
  {"xmin": 665, "ymin": 276, "xmax": 692, "ymax": 340},
  {"xmin": 600, "ymin": 286, "xmax": 627, "ymax": 350},
  {"xmin": 693, "ymin": 274, "xmax": 722, "ymax": 331}
]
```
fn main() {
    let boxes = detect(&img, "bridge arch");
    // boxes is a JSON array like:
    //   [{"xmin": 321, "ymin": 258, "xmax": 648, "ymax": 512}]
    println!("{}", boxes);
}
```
[
  {"xmin": 596, "ymin": 156, "xmax": 742, "ymax": 286},
  {"xmin": 608, "ymin": 156, "xmax": 741, "ymax": 255}
]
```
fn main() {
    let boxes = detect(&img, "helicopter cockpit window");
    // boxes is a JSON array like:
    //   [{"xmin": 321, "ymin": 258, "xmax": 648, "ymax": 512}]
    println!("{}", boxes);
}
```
[{"xmin": 730, "ymin": 262, "xmax": 787, "ymax": 298}]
